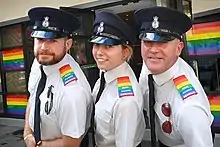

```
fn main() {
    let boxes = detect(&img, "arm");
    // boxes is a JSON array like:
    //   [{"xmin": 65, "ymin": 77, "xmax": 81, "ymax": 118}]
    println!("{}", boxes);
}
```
[
  {"xmin": 40, "ymin": 136, "xmax": 80, "ymax": 147},
  {"xmin": 23, "ymin": 101, "xmax": 36, "ymax": 147},
  {"xmin": 178, "ymin": 106, "xmax": 213, "ymax": 147},
  {"xmin": 41, "ymin": 85, "xmax": 88, "ymax": 147},
  {"xmin": 114, "ymin": 98, "xmax": 139, "ymax": 147}
]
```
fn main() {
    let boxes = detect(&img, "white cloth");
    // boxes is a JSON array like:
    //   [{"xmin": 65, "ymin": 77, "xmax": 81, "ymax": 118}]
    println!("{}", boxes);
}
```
[
  {"xmin": 93, "ymin": 62, "xmax": 146, "ymax": 147},
  {"xmin": 139, "ymin": 57, "xmax": 214, "ymax": 147},
  {"xmin": 28, "ymin": 54, "xmax": 92, "ymax": 140}
]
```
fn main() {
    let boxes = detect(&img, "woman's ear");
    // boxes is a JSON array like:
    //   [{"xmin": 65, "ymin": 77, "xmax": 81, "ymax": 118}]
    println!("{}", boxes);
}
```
[
  {"xmin": 122, "ymin": 46, "xmax": 130, "ymax": 60},
  {"xmin": 65, "ymin": 38, "xmax": 73, "ymax": 52}
]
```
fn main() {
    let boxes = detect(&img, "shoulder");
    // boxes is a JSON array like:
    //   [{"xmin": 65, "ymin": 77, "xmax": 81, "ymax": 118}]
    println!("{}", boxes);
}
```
[
  {"xmin": 172, "ymin": 69, "xmax": 199, "ymax": 101},
  {"xmin": 58, "ymin": 63, "xmax": 90, "ymax": 95},
  {"xmin": 28, "ymin": 59, "xmax": 40, "ymax": 93},
  {"xmin": 58, "ymin": 64, "xmax": 78, "ymax": 86},
  {"xmin": 116, "ymin": 76, "xmax": 143, "ymax": 108},
  {"xmin": 139, "ymin": 63, "xmax": 148, "ymax": 82},
  {"xmin": 116, "ymin": 76, "xmax": 135, "ymax": 98}
]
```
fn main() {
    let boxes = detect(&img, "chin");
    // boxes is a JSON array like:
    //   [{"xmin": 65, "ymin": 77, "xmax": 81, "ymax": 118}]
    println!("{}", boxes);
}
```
[{"xmin": 146, "ymin": 64, "xmax": 164, "ymax": 74}]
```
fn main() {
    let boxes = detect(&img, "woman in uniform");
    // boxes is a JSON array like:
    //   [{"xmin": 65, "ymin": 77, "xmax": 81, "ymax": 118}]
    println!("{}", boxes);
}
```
[{"xmin": 89, "ymin": 10, "xmax": 146, "ymax": 147}]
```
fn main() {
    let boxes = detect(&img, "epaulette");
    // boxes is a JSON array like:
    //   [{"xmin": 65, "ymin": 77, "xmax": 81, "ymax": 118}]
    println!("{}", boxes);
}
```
[
  {"xmin": 117, "ymin": 76, "xmax": 134, "ymax": 98},
  {"xmin": 173, "ymin": 75, "xmax": 197, "ymax": 100},
  {"xmin": 59, "ymin": 64, "xmax": 77, "ymax": 86}
]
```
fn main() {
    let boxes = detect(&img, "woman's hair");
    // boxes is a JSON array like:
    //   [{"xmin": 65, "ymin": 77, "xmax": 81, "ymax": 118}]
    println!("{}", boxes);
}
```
[{"xmin": 123, "ymin": 44, "xmax": 133, "ymax": 62}]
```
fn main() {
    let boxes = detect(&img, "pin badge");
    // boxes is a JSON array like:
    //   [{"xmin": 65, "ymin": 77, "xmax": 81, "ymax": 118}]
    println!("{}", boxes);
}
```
[
  {"xmin": 45, "ymin": 85, "xmax": 54, "ymax": 115},
  {"xmin": 152, "ymin": 16, "xmax": 159, "ymax": 29},
  {"xmin": 42, "ymin": 16, "xmax": 50, "ymax": 28},
  {"xmin": 97, "ymin": 22, "xmax": 104, "ymax": 34}
]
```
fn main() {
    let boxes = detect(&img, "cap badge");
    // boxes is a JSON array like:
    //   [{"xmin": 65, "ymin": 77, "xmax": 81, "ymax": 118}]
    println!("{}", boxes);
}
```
[
  {"xmin": 152, "ymin": 16, "xmax": 159, "ymax": 29},
  {"xmin": 97, "ymin": 22, "xmax": 104, "ymax": 34},
  {"xmin": 42, "ymin": 16, "xmax": 50, "ymax": 28}
]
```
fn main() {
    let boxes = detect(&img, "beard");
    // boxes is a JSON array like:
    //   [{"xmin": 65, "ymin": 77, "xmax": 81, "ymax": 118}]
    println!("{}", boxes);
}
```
[{"xmin": 35, "ymin": 47, "xmax": 66, "ymax": 65}]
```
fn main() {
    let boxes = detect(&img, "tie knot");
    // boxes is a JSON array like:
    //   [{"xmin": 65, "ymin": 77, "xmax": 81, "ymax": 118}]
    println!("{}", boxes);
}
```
[
  {"xmin": 100, "ymin": 72, "xmax": 105, "ymax": 82},
  {"xmin": 148, "ymin": 74, "xmax": 153, "ymax": 81},
  {"xmin": 40, "ymin": 65, "xmax": 44, "ymax": 72}
]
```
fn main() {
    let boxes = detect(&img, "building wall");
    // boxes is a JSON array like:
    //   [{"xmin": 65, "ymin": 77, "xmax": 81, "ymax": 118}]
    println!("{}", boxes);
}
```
[
  {"xmin": 0, "ymin": 0, "xmax": 98, "ymax": 23},
  {"xmin": 192, "ymin": 0, "xmax": 220, "ymax": 14},
  {"xmin": 0, "ymin": 0, "xmax": 219, "ymax": 23}
]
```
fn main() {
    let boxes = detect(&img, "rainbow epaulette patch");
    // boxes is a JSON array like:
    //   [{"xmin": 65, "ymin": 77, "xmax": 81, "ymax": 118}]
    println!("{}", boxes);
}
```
[
  {"xmin": 117, "ymin": 76, "xmax": 134, "ymax": 98},
  {"xmin": 59, "ymin": 64, "xmax": 77, "ymax": 86},
  {"xmin": 173, "ymin": 75, "xmax": 197, "ymax": 100}
]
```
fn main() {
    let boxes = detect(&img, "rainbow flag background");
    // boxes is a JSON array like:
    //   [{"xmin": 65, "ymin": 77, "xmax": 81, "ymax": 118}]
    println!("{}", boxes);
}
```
[
  {"xmin": 209, "ymin": 95, "xmax": 220, "ymax": 127},
  {"xmin": 117, "ymin": 76, "xmax": 134, "ymax": 98},
  {"xmin": 6, "ymin": 94, "xmax": 28, "ymax": 115},
  {"xmin": 186, "ymin": 21, "xmax": 220, "ymax": 55},
  {"xmin": 2, "ymin": 47, "xmax": 25, "ymax": 70}
]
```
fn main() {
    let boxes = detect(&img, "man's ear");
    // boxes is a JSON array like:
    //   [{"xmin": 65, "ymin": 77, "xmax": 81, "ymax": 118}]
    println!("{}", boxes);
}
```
[
  {"xmin": 176, "ymin": 41, "xmax": 184, "ymax": 56},
  {"xmin": 65, "ymin": 38, "xmax": 73, "ymax": 51}
]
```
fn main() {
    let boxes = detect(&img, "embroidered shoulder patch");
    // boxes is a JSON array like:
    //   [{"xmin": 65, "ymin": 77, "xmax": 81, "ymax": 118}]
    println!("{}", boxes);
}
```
[
  {"xmin": 173, "ymin": 75, "xmax": 197, "ymax": 100},
  {"xmin": 59, "ymin": 64, "xmax": 77, "ymax": 86},
  {"xmin": 117, "ymin": 76, "xmax": 134, "ymax": 98}
]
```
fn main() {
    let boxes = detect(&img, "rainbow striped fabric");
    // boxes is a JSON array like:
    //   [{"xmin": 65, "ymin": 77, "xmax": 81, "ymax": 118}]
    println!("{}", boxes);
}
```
[
  {"xmin": 2, "ymin": 48, "xmax": 25, "ymax": 70},
  {"xmin": 173, "ymin": 75, "xmax": 197, "ymax": 100},
  {"xmin": 6, "ymin": 94, "xmax": 28, "ymax": 115},
  {"xmin": 59, "ymin": 64, "xmax": 77, "ymax": 86},
  {"xmin": 186, "ymin": 21, "xmax": 220, "ymax": 55},
  {"xmin": 117, "ymin": 76, "xmax": 134, "ymax": 98},
  {"xmin": 209, "ymin": 95, "xmax": 220, "ymax": 127}
]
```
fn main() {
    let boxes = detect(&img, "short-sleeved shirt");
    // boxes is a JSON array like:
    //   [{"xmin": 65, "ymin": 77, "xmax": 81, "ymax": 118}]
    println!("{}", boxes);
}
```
[
  {"xmin": 93, "ymin": 62, "xmax": 146, "ymax": 147},
  {"xmin": 28, "ymin": 54, "xmax": 92, "ymax": 140},
  {"xmin": 139, "ymin": 57, "xmax": 214, "ymax": 147}
]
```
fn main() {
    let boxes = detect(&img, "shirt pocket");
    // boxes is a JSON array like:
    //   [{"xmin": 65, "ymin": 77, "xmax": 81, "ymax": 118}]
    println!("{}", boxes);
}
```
[
  {"xmin": 95, "ymin": 110, "xmax": 112, "ymax": 135},
  {"xmin": 154, "ymin": 102, "xmax": 180, "ymax": 140}
]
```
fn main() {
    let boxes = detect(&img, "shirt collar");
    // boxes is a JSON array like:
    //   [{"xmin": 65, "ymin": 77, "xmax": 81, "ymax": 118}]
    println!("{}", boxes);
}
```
[
  {"xmin": 104, "ymin": 62, "xmax": 129, "ymax": 83},
  {"xmin": 42, "ymin": 54, "xmax": 69, "ymax": 76},
  {"xmin": 148, "ymin": 58, "xmax": 180, "ymax": 86}
]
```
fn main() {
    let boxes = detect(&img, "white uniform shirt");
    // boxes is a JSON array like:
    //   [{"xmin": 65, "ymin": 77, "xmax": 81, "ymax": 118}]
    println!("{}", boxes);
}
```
[
  {"xmin": 28, "ymin": 54, "xmax": 92, "ymax": 140},
  {"xmin": 139, "ymin": 57, "xmax": 214, "ymax": 147},
  {"xmin": 93, "ymin": 62, "xmax": 146, "ymax": 147}
]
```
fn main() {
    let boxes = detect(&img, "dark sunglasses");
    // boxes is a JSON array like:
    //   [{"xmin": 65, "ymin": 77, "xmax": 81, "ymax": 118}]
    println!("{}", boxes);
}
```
[
  {"xmin": 45, "ymin": 85, "xmax": 54, "ymax": 115},
  {"xmin": 161, "ymin": 103, "xmax": 172, "ymax": 134}
]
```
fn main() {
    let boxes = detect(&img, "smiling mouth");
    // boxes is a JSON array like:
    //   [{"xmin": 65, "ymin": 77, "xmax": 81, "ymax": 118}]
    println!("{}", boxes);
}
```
[
  {"xmin": 97, "ymin": 58, "xmax": 107, "ymax": 62},
  {"xmin": 148, "ymin": 57, "xmax": 162, "ymax": 60}
]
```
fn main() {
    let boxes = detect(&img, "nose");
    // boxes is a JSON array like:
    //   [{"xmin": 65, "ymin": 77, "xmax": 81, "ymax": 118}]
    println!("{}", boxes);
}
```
[
  {"xmin": 41, "ymin": 40, "xmax": 49, "ymax": 50},
  {"xmin": 146, "ymin": 42, "xmax": 159, "ymax": 53},
  {"xmin": 96, "ymin": 45, "xmax": 105, "ymax": 55}
]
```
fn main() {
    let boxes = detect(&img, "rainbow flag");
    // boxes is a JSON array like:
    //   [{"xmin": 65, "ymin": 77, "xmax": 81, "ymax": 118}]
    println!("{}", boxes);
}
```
[
  {"xmin": 173, "ymin": 75, "xmax": 197, "ymax": 100},
  {"xmin": 186, "ymin": 21, "xmax": 220, "ymax": 55},
  {"xmin": 6, "ymin": 94, "xmax": 28, "ymax": 115},
  {"xmin": 209, "ymin": 95, "xmax": 220, "ymax": 127},
  {"xmin": 2, "ymin": 48, "xmax": 25, "ymax": 70},
  {"xmin": 59, "ymin": 64, "xmax": 77, "ymax": 86},
  {"xmin": 117, "ymin": 76, "xmax": 134, "ymax": 98}
]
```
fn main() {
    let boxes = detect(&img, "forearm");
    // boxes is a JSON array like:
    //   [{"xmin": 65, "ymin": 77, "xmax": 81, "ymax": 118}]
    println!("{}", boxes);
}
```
[
  {"xmin": 41, "ymin": 138, "xmax": 62, "ymax": 147},
  {"xmin": 23, "ymin": 103, "xmax": 33, "ymax": 137},
  {"xmin": 41, "ymin": 136, "xmax": 82, "ymax": 147}
]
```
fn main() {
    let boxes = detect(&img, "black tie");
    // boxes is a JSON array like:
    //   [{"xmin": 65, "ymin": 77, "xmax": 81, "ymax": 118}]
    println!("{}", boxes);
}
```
[
  {"xmin": 34, "ymin": 65, "xmax": 47, "ymax": 146},
  {"xmin": 148, "ymin": 74, "xmax": 156, "ymax": 147},
  {"xmin": 91, "ymin": 72, "xmax": 105, "ymax": 146},
  {"xmin": 95, "ymin": 72, "xmax": 106, "ymax": 104}
]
